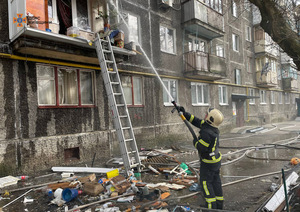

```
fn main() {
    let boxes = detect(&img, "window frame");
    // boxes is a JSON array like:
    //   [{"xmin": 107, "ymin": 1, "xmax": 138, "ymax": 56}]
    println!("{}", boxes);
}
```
[
  {"xmin": 235, "ymin": 69, "xmax": 241, "ymax": 85},
  {"xmin": 218, "ymin": 85, "xmax": 228, "ymax": 105},
  {"xmin": 37, "ymin": 64, "xmax": 96, "ymax": 108},
  {"xmin": 216, "ymin": 44, "xmax": 224, "ymax": 57},
  {"xmin": 232, "ymin": 33, "xmax": 239, "ymax": 52},
  {"xmin": 162, "ymin": 78, "xmax": 178, "ymax": 106},
  {"xmin": 232, "ymin": 0, "xmax": 237, "ymax": 17},
  {"xmin": 285, "ymin": 92, "xmax": 290, "ymax": 104},
  {"xmin": 246, "ymin": 26, "xmax": 251, "ymax": 42},
  {"xmin": 270, "ymin": 91, "xmax": 275, "ymax": 104},
  {"xmin": 191, "ymin": 82, "xmax": 210, "ymax": 106},
  {"xmin": 249, "ymin": 88, "xmax": 255, "ymax": 105},
  {"xmin": 278, "ymin": 92, "xmax": 283, "ymax": 104},
  {"xmin": 121, "ymin": 75, "xmax": 144, "ymax": 107},
  {"xmin": 160, "ymin": 25, "xmax": 176, "ymax": 55},
  {"xmin": 260, "ymin": 90, "xmax": 266, "ymax": 104},
  {"xmin": 123, "ymin": 11, "xmax": 141, "ymax": 44}
]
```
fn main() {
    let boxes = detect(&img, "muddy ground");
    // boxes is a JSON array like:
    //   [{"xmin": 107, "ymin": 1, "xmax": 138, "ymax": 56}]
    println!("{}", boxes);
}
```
[{"xmin": 1, "ymin": 121, "xmax": 300, "ymax": 212}]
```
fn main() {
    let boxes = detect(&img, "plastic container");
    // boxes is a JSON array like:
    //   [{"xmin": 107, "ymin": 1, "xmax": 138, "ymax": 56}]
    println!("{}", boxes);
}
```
[
  {"xmin": 54, "ymin": 188, "xmax": 63, "ymax": 199},
  {"xmin": 67, "ymin": 26, "xmax": 79, "ymax": 37},
  {"xmin": 62, "ymin": 188, "xmax": 82, "ymax": 202},
  {"xmin": 106, "ymin": 169, "xmax": 119, "ymax": 179}
]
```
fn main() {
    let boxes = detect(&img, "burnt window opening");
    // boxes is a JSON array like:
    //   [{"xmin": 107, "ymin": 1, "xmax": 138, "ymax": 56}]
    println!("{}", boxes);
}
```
[{"xmin": 64, "ymin": 147, "xmax": 80, "ymax": 162}]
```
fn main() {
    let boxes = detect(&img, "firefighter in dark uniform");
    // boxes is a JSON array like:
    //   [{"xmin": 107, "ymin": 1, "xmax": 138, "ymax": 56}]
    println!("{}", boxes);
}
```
[{"xmin": 179, "ymin": 107, "xmax": 224, "ymax": 209}]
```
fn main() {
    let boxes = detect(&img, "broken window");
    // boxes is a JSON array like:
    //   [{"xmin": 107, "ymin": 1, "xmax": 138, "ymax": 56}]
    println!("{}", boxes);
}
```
[{"xmin": 37, "ymin": 64, "xmax": 95, "ymax": 107}]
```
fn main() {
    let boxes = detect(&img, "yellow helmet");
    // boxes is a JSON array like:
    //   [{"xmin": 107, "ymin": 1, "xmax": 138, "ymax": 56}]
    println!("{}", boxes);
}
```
[{"xmin": 205, "ymin": 108, "xmax": 224, "ymax": 128}]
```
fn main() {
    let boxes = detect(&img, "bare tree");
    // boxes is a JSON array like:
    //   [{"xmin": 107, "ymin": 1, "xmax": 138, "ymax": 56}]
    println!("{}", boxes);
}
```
[{"xmin": 248, "ymin": 0, "xmax": 300, "ymax": 70}]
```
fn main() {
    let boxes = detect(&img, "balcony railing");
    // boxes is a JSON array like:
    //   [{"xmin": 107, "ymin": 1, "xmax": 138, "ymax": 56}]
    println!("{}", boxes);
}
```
[
  {"xmin": 183, "ymin": 51, "xmax": 225, "ymax": 80},
  {"xmin": 282, "ymin": 78, "xmax": 298, "ymax": 91},
  {"xmin": 184, "ymin": 51, "xmax": 208, "ymax": 72},
  {"xmin": 256, "ymin": 71, "xmax": 278, "ymax": 87}
]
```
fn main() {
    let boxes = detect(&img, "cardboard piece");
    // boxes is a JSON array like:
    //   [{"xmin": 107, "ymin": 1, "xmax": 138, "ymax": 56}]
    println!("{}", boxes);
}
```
[{"xmin": 83, "ymin": 182, "xmax": 104, "ymax": 196}]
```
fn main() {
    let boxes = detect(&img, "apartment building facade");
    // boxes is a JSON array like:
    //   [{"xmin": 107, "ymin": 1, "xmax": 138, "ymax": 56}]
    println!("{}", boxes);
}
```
[{"xmin": 0, "ymin": 0, "xmax": 299, "ymax": 174}]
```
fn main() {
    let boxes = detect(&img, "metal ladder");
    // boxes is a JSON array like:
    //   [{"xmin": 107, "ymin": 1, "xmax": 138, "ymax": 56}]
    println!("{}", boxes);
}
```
[{"xmin": 94, "ymin": 34, "xmax": 141, "ymax": 176}]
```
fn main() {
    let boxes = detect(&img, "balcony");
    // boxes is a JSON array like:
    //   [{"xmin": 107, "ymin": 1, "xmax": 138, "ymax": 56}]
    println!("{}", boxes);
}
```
[
  {"xmin": 8, "ymin": 0, "xmax": 135, "ymax": 64},
  {"xmin": 282, "ymin": 78, "xmax": 298, "ymax": 91},
  {"xmin": 183, "ymin": 51, "xmax": 226, "ymax": 80},
  {"xmin": 256, "ymin": 71, "xmax": 278, "ymax": 88},
  {"xmin": 182, "ymin": 0, "xmax": 224, "ymax": 40}
]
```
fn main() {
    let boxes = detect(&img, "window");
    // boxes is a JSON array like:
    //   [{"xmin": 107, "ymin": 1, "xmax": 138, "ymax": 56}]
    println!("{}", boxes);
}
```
[
  {"xmin": 255, "ymin": 28, "xmax": 264, "ymax": 41},
  {"xmin": 235, "ymin": 69, "xmax": 241, "ymax": 85},
  {"xmin": 191, "ymin": 83, "xmax": 209, "ymax": 105},
  {"xmin": 218, "ymin": 85, "xmax": 228, "ymax": 105},
  {"xmin": 124, "ymin": 13, "xmax": 140, "ymax": 43},
  {"xmin": 160, "ymin": 25, "xmax": 176, "ymax": 54},
  {"xmin": 232, "ymin": 0, "xmax": 237, "ymax": 17},
  {"xmin": 247, "ymin": 57, "xmax": 252, "ymax": 73},
  {"xmin": 246, "ymin": 26, "xmax": 251, "ymax": 41},
  {"xmin": 187, "ymin": 37, "xmax": 206, "ymax": 52},
  {"xmin": 202, "ymin": 0, "xmax": 223, "ymax": 13},
  {"xmin": 232, "ymin": 34, "xmax": 239, "ymax": 52},
  {"xmin": 121, "ymin": 76, "xmax": 143, "ymax": 106},
  {"xmin": 163, "ymin": 79, "xmax": 178, "ymax": 106},
  {"xmin": 249, "ymin": 88, "xmax": 255, "ymax": 104},
  {"xmin": 260, "ymin": 90, "xmax": 266, "ymax": 104},
  {"xmin": 271, "ymin": 91, "xmax": 275, "ymax": 104},
  {"xmin": 37, "ymin": 64, "xmax": 95, "ymax": 107},
  {"xmin": 48, "ymin": 0, "xmax": 91, "ymax": 34},
  {"xmin": 278, "ymin": 92, "xmax": 283, "ymax": 104},
  {"xmin": 285, "ymin": 92, "xmax": 290, "ymax": 104},
  {"xmin": 216, "ymin": 45, "xmax": 224, "ymax": 57}
]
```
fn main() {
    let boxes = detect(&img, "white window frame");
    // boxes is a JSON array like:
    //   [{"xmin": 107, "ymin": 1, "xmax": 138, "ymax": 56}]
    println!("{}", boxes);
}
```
[
  {"xmin": 249, "ymin": 88, "xmax": 255, "ymax": 105},
  {"xmin": 216, "ymin": 44, "xmax": 224, "ymax": 57},
  {"xmin": 187, "ymin": 36, "xmax": 206, "ymax": 52},
  {"xmin": 235, "ymin": 69, "xmax": 241, "ymax": 85},
  {"xmin": 160, "ymin": 25, "xmax": 176, "ymax": 54},
  {"xmin": 191, "ymin": 82, "xmax": 210, "ymax": 106},
  {"xmin": 232, "ymin": 0, "xmax": 237, "ymax": 17},
  {"xmin": 232, "ymin": 34, "xmax": 239, "ymax": 52},
  {"xmin": 219, "ymin": 85, "xmax": 228, "ymax": 105},
  {"xmin": 260, "ymin": 90, "xmax": 266, "ymax": 104},
  {"xmin": 270, "ymin": 91, "xmax": 275, "ymax": 104},
  {"xmin": 246, "ymin": 26, "xmax": 251, "ymax": 41},
  {"xmin": 48, "ymin": 0, "xmax": 58, "ymax": 24},
  {"xmin": 162, "ymin": 79, "xmax": 178, "ymax": 106},
  {"xmin": 285, "ymin": 92, "xmax": 290, "ymax": 104},
  {"xmin": 278, "ymin": 92, "xmax": 283, "ymax": 104}
]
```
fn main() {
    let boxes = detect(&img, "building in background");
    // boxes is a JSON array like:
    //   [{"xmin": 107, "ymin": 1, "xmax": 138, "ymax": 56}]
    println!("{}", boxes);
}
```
[{"xmin": 0, "ymin": 0, "xmax": 299, "ymax": 174}]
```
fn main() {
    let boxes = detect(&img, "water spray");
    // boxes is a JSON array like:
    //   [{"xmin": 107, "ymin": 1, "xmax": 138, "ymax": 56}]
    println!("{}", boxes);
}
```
[{"xmin": 107, "ymin": 0, "xmax": 197, "ymax": 140}]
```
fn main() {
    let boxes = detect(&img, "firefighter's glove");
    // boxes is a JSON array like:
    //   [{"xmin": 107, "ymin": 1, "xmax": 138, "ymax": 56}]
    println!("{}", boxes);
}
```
[{"xmin": 179, "ymin": 106, "xmax": 185, "ymax": 113}]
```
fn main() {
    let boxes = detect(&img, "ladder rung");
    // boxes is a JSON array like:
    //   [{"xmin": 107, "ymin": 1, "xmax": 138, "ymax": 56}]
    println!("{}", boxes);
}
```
[
  {"xmin": 130, "ymin": 163, "xmax": 140, "ymax": 167},
  {"xmin": 116, "ymin": 104, "xmax": 125, "ymax": 107},
  {"xmin": 124, "ymin": 138, "xmax": 133, "ymax": 142},
  {"xmin": 103, "ymin": 49, "xmax": 111, "ymax": 54},
  {"xmin": 108, "ymin": 71, "xmax": 117, "ymax": 74},
  {"xmin": 120, "ymin": 115, "xmax": 128, "ymax": 118},
  {"xmin": 100, "ymin": 39, "xmax": 108, "ymax": 43},
  {"xmin": 114, "ymin": 93, "xmax": 122, "ymax": 96},
  {"xmin": 122, "ymin": 127, "xmax": 131, "ymax": 130},
  {"xmin": 106, "ymin": 60, "xmax": 114, "ymax": 64},
  {"xmin": 111, "ymin": 82, "xmax": 119, "ymax": 85},
  {"xmin": 127, "ymin": 151, "xmax": 137, "ymax": 154}
]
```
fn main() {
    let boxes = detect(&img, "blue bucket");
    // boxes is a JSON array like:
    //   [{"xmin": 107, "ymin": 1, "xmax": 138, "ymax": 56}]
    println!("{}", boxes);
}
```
[{"xmin": 62, "ymin": 188, "xmax": 79, "ymax": 202}]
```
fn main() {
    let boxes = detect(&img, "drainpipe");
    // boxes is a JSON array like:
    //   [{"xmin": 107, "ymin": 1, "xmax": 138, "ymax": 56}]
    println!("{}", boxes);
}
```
[{"xmin": 246, "ymin": 87, "xmax": 250, "ymax": 122}]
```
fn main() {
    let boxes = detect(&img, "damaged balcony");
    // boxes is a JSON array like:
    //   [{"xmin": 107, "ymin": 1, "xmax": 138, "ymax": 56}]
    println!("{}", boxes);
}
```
[
  {"xmin": 183, "ymin": 51, "xmax": 226, "ymax": 80},
  {"xmin": 182, "ymin": 0, "xmax": 224, "ymax": 40},
  {"xmin": 8, "ymin": 0, "xmax": 136, "ymax": 64},
  {"xmin": 256, "ymin": 71, "xmax": 278, "ymax": 88},
  {"xmin": 282, "ymin": 78, "xmax": 298, "ymax": 91}
]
